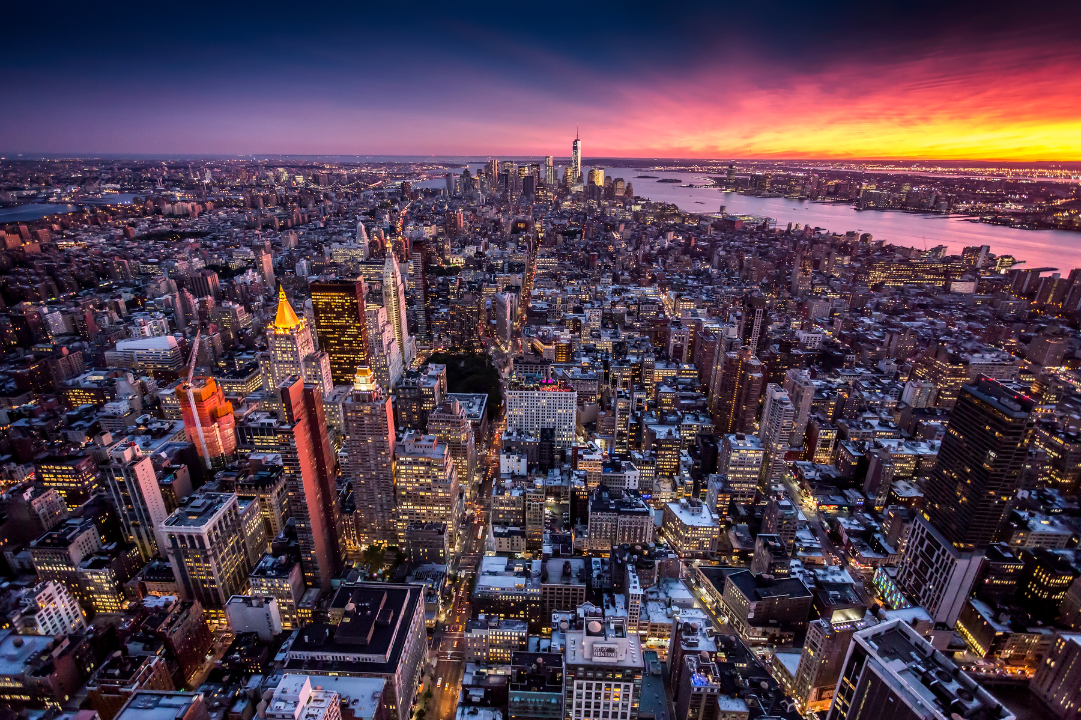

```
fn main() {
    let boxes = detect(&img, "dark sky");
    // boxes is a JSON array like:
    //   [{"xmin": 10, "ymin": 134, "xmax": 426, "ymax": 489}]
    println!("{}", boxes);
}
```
[{"xmin": 3, "ymin": 1, "xmax": 1079, "ymax": 158}]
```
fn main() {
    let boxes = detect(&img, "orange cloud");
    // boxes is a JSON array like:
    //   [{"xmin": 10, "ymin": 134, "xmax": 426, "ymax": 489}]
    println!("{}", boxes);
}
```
[{"xmin": 580, "ymin": 49, "xmax": 1081, "ymax": 160}]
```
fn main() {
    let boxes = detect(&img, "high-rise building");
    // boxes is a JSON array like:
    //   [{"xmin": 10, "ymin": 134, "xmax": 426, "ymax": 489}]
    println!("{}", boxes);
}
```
[
  {"xmin": 510, "ymin": 650, "xmax": 564, "ymax": 720},
  {"xmin": 718, "ymin": 433, "xmax": 765, "ymax": 503},
  {"xmin": 281, "ymin": 583, "xmax": 427, "ymax": 720},
  {"xmin": 266, "ymin": 288, "xmax": 317, "ymax": 391},
  {"xmin": 896, "ymin": 383, "xmax": 1034, "ymax": 624},
  {"xmin": 249, "ymin": 554, "xmax": 305, "ymax": 631},
  {"xmin": 758, "ymin": 383, "xmax": 795, "ymax": 491},
  {"xmin": 86, "ymin": 653, "xmax": 175, "ymax": 720},
  {"xmin": 544, "ymin": 156, "xmax": 556, "ymax": 186},
  {"xmin": 175, "ymin": 376, "xmax": 236, "ymax": 469},
  {"xmin": 282, "ymin": 378, "xmax": 340, "ymax": 587},
  {"xmin": 160, "ymin": 492, "xmax": 268, "ymax": 627},
  {"xmin": 188, "ymin": 269, "xmax": 222, "ymax": 300},
  {"xmin": 714, "ymin": 347, "xmax": 764, "ymax": 435},
  {"xmin": 563, "ymin": 616, "xmax": 643, "ymax": 720},
  {"xmin": 493, "ymin": 292, "xmax": 517, "ymax": 349},
  {"xmin": 660, "ymin": 499, "xmax": 720, "ymax": 558},
  {"xmin": 29, "ymin": 518, "xmax": 102, "ymax": 605},
  {"xmin": 395, "ymin": 363, "xmax": 447, "ymax": 430},
  {"xmin": 342, "ymin": 367, "xmax": 398, "ymax": 545},
  {"xmin": 571, "ymin": 131, "xmax": 582, "ymax": 184},
  {"xmin": 103, "ymin": 443, "xmax": 170, "ymax": 561},
  {"xmin": 310, "ymin": 280, "xmax": 371, "ymax": 385},
  {"xmin": 35, "ymin": 454, "xmax": 100, "ymax": 509},
  {"xmin": 740, "ymin": 295, "xmax": 768, "ymax": 352},
  {"xmin": 1033, "ymin": 633, "xmax": 1081, "ymax": 720},
  {"xmin": 921, "ymin": 378, "xmax": 1035, "ymax": 551},
  {"xmin": 394, "ymin": 432, "xmax": 460, "ymax": 542},
  {"xmin": 793, "ymin": 616, "xmax": 874, "ymax": 712},
  {"xmin": 426, "ymin": 397, "xmax": 476, "ymax": 488},
  {"xmin": 783, "ymin": 368, "xmax": 815, "ymax": 446},
  {"xmin": 14, "ymin": 580, "xmax": 86, "ymax": 636},
  {"xmin": 365, "ymin": 304, "xmax": 404, "ymax": 391},
  {"xmin": 826, "ymin": 619, "xmax": 1012, "ymax": 720},
  {"xmin": 383, "ymin": 257, "xmax": 415, "ymax": 368},
  {"xmin": 587, "ymin": 486, "xmax": 654, "ymax": 550},
  {"xmin": 237, "ymin": 378, "xmax": 341, "ymax": 590},
  {"xmin": 265, "ymin": 675, "xmax": 341, "ymax": 720},
  {"xmin": 506, "ymin": 380, "xmax": 577, "ymax": 450}
]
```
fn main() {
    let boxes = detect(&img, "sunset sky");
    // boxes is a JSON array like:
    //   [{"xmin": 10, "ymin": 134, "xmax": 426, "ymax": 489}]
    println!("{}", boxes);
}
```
[{"xmin": 3, "ymin": 1, "xmax": 1080, "ymax": 159}]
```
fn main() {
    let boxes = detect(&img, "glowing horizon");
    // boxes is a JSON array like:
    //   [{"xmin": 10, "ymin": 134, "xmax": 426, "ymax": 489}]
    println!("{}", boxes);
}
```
[{"xmin": 3, "ymin": 3, "xmax": 1080, "ymax": 161}]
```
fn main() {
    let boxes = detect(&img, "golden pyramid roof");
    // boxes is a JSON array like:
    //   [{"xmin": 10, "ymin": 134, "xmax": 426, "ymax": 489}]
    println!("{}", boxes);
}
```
[{"xmin": 273, "ymin": 287, "xmax": 302, "ymax": 330}]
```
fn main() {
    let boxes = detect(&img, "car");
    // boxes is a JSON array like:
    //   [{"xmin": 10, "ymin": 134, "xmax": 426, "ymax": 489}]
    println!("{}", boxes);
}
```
[{"xmin": 437, "ymin": 677, "xmax": 443, "ymax": 687}]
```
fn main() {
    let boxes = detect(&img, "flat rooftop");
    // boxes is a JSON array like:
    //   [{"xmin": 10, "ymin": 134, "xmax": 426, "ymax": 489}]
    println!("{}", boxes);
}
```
[{"xmin": 116, "ymin": 692, "xmax": 203, "ymax": 720}]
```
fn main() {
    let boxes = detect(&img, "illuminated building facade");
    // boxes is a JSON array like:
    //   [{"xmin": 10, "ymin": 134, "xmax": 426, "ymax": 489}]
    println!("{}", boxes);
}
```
[
  {"xmin": 175, "ymin": 376, "xmax": 236, "ymax": 468},
  {"xmin": 35, "ymin": 454, "xmax": 100, "ymax": 510},
  {"xmin": 237, "ymin": 377, "xmax": 340, "ymax": 590},
  {"xmin": 13, "ymin": 580, "xmax": 86, "ymax": 636},
  {"xmin": 393, "ymin": 431, "xmax": 460, "ymax": 542},
  {"xmin": 426, "ymin": 397, "xmax": 476, "ymax": 487},
  {"xmin": 161, "ymin": 492, "xmax": 267, "ymax": 627},
  {"xmin": 342, "ymin": 368, "xmax": 397, "ymax": 544},
  {"xmin": 310, "ymin": 279, "xmax": 371, "ymax": 385},
  {"xmin": 103, "ymin": 443, "xmax": 170, "ymax": 561},
  {"xmin": 506, "ymin": 380, "xmax": 577, "ymax": 450}
]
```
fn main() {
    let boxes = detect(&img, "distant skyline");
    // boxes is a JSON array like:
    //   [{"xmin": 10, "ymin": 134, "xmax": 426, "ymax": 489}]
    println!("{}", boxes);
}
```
[{"xmin": 3, "ymin": 1, "xmax": 1080, "ymax": 160}]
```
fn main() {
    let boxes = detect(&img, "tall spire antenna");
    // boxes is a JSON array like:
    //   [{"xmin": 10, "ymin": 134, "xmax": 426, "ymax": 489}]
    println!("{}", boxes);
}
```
[{"xmin": 576, "ymin": 125, "xmax": 579, "ymax": 140}]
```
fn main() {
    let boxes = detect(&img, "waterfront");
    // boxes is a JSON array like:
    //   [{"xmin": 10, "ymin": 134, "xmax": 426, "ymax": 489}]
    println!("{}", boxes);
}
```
[
  {"xmin": 0, "ymin": 194, "xmax": 137, "ymax": 223},
  {"xmin": 419, "ymin": 164, "xmax": 1079, "ymax": 270},
  {"xmin": 600, "ymin": 167, "xmax": 1081, "ymax": 271},
  {"xmin": 0, "ymin": 203, "xmax": 80, "ymax": 223}
]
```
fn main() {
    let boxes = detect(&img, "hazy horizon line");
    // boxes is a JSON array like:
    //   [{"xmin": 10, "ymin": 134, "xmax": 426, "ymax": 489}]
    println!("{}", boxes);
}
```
[{"xmin": 3, "ymin": 153, "xmax": 1081, "ymax": 169}]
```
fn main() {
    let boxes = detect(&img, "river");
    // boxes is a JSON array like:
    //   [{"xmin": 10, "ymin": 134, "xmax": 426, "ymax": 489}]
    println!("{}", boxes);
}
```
[
  {"xmin": 0, "ymin": 194, "xmax": 138, "ymax": 224},
  {"xmin": 601, "ymin": 167, "xmax": 1080, "ymax": 271},
  {"xmin": 418, "ymin": 165, "xmax": 1081, "ymax": 271}
]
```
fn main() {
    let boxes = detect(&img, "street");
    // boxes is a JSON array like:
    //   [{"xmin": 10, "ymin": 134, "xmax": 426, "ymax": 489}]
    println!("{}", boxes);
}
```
[{"xmin": 421, "ymin": 428, "xmax": 498, "ymax": 720}]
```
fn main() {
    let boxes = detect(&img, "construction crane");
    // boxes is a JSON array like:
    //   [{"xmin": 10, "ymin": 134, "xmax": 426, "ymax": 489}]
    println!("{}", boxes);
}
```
[{"xmin": 184, "ymin": 328, "xmax": 212, "ymax": 470}]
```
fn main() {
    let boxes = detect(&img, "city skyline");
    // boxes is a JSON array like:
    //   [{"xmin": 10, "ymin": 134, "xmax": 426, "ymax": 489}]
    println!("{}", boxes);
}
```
[{"xmin": 2, "ymin": 2, "xmax": 1080, "ymax": 160}]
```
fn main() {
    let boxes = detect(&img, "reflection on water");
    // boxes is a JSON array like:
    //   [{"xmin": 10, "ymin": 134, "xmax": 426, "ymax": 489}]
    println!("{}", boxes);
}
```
[
  {"xmin": 0, "ymin": 204, "xmax": 79, "ymax": 223},
  {"xmin": 602, "ymin": 167, "xmax": 1080, "ymax": 270},
  {"xmin": 416, "ymin": 165, "xmax": 1081, "ymax": 270}
]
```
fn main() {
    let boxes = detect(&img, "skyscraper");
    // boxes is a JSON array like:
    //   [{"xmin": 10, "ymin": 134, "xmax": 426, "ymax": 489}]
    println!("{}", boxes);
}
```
[
  {"xmin": 544, "ymin": 155, "xmax": 555, "ymax": 186},
  {"xmin": 571, "ymin": 130, "xmax": 582, "ymax": 184},
  {"xmin": 383, "ymin": 256, "xmax": 415, "ymax": 368},
  {"xmin": 310, "ymin": 279, "xmax": 371, "ymax": 385},
  {"xmin": 365, "ymin": 304, "xmax": 404, "ymax": 391},
  {"xmin": 896, "ymin": 378, "xmax": 1035, "ymax": 624},
  {"xmin": 740, "ymin": 295, "xmax": 768, "ymax": 352},
  {"xmin": 426, "ymin": 397, "xmax": 476, "ymax": 489},
  {"xmin": 718, "ymin": 433, "xmax": 765, "ymax": 503},
  {"xmin": 826, "ymin": 619, "xmax": 1012, "ymax": 720},
  {"xmin": 394, "ymin": 432, "xmax": 460, "ymax": 542},
  {"xmin": 237, "ymin": 377, "xmax": 341, "ymax": 590},
  {"xmin": 506, "ymin": 379, "xmax": 578, "ymax": 450},
  {"xmin": 923, "ymin": 378, "xmax": 1035, "ymax": 551},
  {"xmin": 493, "ymin": 292, "xmax": 516, "ymax": 349},
  {"xmin": 103, "ymin": 442, "xmax": 170, "ymax": 561},
  {"xmin": 175, "ymin": 376, "xmax": 236, "ymax": 468},
  {"xmin": 267, "ymin": 288, "xmax": 317, "ymax": 389},
  {"xmin": 161, "ymin": 491, "xmax": 267, "ymax": 627},
  {"xmin": 342, "ymin": 367, "xmax": 397, "ymax": 545},
  {"xmin": 783, "ymin": 368, "xmax": 815, "ymax": 446},
  {"xmin": 714, "ymin": 347, "xmax": 765, "ymax": 434},
  {"xmin": 758, "ymin": 383, "xmax": 795, "ymax": 491}
]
